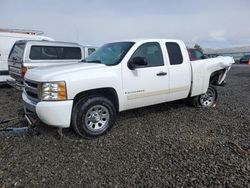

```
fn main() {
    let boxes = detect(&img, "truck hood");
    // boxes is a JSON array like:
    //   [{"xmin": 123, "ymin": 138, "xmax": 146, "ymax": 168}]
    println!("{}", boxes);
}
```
[{"xmin": 25, "ymin": 63, "xmax": 106, "ymax": 82}]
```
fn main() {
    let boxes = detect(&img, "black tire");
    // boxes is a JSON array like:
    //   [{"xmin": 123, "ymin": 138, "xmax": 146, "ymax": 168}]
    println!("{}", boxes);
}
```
[
  {"xmin": 191, "ymin": 85, "xmax": 218, "ymax": 108},
  {"xmin": 72, "ymin": 95, "xmax": 116, "ymax": 138}
]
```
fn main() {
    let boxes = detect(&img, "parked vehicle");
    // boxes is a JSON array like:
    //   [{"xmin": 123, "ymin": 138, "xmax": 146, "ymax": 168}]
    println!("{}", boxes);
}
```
[
  {"xmin": 8, "ymin": 40, "xmax": 97, "ymax": 89},
  {"xmin": 239, "ymin": 55, "xmax": 250, "ymax": 64},
  {"xmin": 22, "ymin": 39, "xmax": 234, "ymax": 138},
  {"xmin": 188, "ymin": 48, "xmax": 207, "ymax": 61},
  {"xmin": 0, "ymin": 29, "xmax": 53, "ymax": 83}
]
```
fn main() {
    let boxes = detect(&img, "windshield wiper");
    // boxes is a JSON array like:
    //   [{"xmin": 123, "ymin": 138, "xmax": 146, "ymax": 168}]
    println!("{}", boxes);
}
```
[{"xmin": 83, "ymin": 60, "xmax": 102, "ymax": 64}]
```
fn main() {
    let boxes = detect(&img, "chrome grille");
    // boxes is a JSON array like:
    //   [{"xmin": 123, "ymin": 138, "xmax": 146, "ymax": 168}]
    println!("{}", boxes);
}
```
[{"xmin": 24, "ymin": 80, "xmax": 40, "ymax": 102}]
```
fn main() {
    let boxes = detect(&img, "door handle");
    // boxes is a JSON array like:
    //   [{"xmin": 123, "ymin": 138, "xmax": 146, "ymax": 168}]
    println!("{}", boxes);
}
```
[{"xmin": 156, "ymin": 72, "xmax": 167, "ymax": 76}]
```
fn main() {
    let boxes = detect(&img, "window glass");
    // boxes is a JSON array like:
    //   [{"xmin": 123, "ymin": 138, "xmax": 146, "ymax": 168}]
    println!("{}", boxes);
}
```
[
  {"xmin": 8, "ymin": 43, "xmax": 25, "ymax": 62},
  {"xmin": 88, "ymin": 48, "xmax": 96, "ymax": 55},
  {"xmin": 130, "ymin": 42, "xmax": 164, "ymax": 67},
  {"xmin": 166, "ymin": 42, "xmax": 183, "ymax": 65},
  {"xmin": 188, "ymin": 49, "xmax": 203, "ymax": 61},
  {"xmin": 194, "ymin": 50, "xmax": 203, "ymax": 60},
  {"xmin": 84, "ymin": 42, "xmax": 134, "ymax": 65},
  {"xmin": 41, "ymin": 47, "xmax": 57, "ymax": 59},
  {"xmin": 30, "ymin": 46, "xmax": 81, "ymax": 60}
]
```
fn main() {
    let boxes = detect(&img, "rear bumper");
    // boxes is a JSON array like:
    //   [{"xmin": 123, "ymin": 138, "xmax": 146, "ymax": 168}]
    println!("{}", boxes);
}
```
[
  {"xmin": 22, "ymin": 92, "xmax": 73, "ymax": 128},
  {"xmin": 0, "ymin": 75, "xmax": 11, "ymax": 83},
  {"xmin": 6, "ymin": 79, "xmax": 24, "ymax": 90}
]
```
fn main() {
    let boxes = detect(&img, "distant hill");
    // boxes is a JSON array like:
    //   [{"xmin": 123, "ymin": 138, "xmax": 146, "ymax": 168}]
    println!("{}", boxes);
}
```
[{"xmin": 204, "ymin": 46, "xmax": 250, "ymax": 54}]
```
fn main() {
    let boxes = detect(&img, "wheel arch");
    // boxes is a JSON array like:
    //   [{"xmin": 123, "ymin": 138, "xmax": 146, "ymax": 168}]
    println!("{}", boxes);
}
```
[
  {"xmin": 73, "ymin": 87, "xmax": 120, "ymax": 112},
  {"xmin": 209, "ymin": 68, "xmax": 227, "ymax": 86}
]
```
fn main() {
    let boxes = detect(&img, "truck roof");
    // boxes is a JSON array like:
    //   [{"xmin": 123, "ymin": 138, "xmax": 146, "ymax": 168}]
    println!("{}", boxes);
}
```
[
  {"xmin": 0, "ymin": 28, "xmax": 44, "ymax": 35},
  {"xmin": 14, "ymin": 40, "xmax": 81, "ymax": 47},
  {"xmin": 0, "ymin": 31, "xmax": 53, "ymax": 41},
  {"xmin": 113, "ymin": 38, "xmax": 184, "ymax": 44}
]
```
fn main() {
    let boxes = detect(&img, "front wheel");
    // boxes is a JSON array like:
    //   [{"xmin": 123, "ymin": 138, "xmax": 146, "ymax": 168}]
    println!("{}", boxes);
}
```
[
  {"xmin": 192, "ymin": 86, "xmax": 218, "ymax": 107},
  {"xmin": 72, "ymin": 96, "xmax": 116, "ymax": 138}
]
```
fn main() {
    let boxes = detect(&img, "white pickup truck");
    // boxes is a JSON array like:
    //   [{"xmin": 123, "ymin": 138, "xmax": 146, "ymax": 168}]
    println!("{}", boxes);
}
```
[{"xmin": 23, "ymin": 39, "xmax": 234, "ymax": 138}]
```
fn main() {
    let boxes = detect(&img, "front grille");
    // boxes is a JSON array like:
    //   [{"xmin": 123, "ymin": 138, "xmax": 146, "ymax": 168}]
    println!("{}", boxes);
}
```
[
  {"xmin": 26, "ymin": 91, "xmax": 38, "ymax": 99},
  {"xmin": 26, "ymin": 80, "xmax": 38, "ymax": 88},
  {"xmin": 24, "ymin": 80, "xmax": 40, "ymax": 102}
]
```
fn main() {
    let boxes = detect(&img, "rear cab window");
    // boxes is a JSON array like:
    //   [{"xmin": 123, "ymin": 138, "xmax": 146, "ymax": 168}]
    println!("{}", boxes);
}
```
[
  {"xmin": 29, "ymin": 46, "xmax": 82, "ymax": 60},
  {"xmin": 165, "ymin": 42, "xmax": 183, "ymax": 65},
  {"xmin": 8, "ymin": 43, "xmax": 26, "ymax": 62}
]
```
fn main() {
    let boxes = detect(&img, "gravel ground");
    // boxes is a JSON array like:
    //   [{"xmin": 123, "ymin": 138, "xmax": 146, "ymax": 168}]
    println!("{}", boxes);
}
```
[{"xmin": 0, "ymin": 65, "xmax": 249, "ymax": 187}]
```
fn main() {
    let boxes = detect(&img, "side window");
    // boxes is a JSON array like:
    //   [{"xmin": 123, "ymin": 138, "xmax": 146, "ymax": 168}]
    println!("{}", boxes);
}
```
[
  {"xmin": 88, "ymin": 48, "xmax": 96, "ymax": 55},
  {"xmin": 130, "ymin": 42, "xmax": 164, "ymax": 67},
  {"xmin": 166, "ymin": 42, "xmax": 183, "ymax": 65},
  {"xmin": 60, "ymin": 47, "xmax": 81, "ymax": 59},
  {"xmin": 194, "ymin": 50, "xmax": 203, "ymax": 60},
  {"xmin": 30, "ymin": 46, "xmax": 81, "ymax": 60},
  {"xmin": 41, "ymin": 47, "xmax": 58, "ymax": 59}
]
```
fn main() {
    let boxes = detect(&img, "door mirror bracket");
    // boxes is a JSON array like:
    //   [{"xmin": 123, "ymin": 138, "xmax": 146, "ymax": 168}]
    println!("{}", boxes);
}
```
[{"xmin": 128, "ymin": 57, "xmax": 148, "ymax": 70}]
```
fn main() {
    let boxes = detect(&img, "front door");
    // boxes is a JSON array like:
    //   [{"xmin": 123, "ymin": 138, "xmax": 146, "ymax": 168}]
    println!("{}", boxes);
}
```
[{"xmin": 122, "ymin": 42, "xmax": 170, "ymax": 110}]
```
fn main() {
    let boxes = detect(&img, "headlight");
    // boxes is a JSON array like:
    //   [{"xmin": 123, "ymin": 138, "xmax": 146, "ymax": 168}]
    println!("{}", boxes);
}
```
[{"xmin": 41, "ymin": 82, "xmax": 67, "ymax": 101}]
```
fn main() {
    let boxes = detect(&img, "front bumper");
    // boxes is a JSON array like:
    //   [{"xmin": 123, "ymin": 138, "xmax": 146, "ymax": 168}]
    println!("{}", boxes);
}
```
[{"xmin": 22, "ymin": 92, "xmax": 73, "ymax": 128}]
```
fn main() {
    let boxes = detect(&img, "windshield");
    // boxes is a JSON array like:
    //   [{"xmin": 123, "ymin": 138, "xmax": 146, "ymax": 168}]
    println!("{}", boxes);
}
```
[{"xmin": 83, "ymin": 42, "xmax": 134, "ymax": 65}]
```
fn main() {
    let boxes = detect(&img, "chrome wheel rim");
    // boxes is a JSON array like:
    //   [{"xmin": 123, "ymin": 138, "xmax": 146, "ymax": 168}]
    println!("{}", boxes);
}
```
[
  {"xmin": 84, "ymin": 105, "xmax": 110, "ymax": 132},
  {"xmin": 200, "ymin": 88, "xmax": 216, "ymax": 107}
]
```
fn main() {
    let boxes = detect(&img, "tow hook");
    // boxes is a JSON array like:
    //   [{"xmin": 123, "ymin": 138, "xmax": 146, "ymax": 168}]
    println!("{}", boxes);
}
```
[
  {"xmin": 218, "ymin": 81, "xmax": 227, "ymax": 87},
  {"xmin": 25, "ymin": 114, "xmax": 34, "ymax": 126}
]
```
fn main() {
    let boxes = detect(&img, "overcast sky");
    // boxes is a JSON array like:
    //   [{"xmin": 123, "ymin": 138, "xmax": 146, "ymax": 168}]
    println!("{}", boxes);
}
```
[{"xmin": 1, "ymin": 0, "xmax": 250, "ymax": 48}]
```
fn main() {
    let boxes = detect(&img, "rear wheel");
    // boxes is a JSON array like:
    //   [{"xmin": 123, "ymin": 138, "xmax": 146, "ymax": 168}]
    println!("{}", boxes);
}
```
[
  {"xmin": 192, "ymin": 86, "xmax": 218, "ymax": 107},
  {"xmin": 72, "ymin": 95, "xmax": 116, "ymax": 138}
]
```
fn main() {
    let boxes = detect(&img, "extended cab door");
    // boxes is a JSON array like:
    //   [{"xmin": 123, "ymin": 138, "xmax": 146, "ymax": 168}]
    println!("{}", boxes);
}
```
[
  {"xmin": 122, "ymin": 42, "xmax": 170, "ymax": 110},
  {"xmin": 165, "ymin": 42, "xmax": 191, "ymax": 101}
]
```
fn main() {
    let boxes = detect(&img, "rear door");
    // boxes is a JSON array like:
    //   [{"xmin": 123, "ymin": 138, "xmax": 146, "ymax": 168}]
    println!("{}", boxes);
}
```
[
  {"xmin": 165, "ymin": 42, "xmax": 191, "ymax": 101},
  {"xmin": 8, "ymin": 42, "xmax": 26, "ymax": 81},
  {"xmin": 122, "ymin": 41, "xmax": 170, "ymax": 110},
  {"xmin": 0, "ymin": 37, "xmax": 19, "ymax": 77}
]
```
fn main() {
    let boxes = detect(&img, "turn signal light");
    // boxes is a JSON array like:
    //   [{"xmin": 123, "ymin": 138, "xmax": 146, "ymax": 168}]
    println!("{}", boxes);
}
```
[{"xmin": 21, "ymin": 66, "xmax": 27, "ymax": 77}]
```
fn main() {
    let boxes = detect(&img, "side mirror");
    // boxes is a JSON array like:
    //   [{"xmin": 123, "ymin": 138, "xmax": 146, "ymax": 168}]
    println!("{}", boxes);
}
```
[
  {"xmin": 128, "ymin": 57, "xmax": 148, "ymax": 70},
  {"xmin": 201, "ymin": 55, "xmax": 207, "ymax": 59}
]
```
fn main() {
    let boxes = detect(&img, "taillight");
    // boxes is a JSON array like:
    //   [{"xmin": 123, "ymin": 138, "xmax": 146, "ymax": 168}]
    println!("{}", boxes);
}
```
[{"xmin": 21, "ymin": 65, "xmax": 27, "ymax": 77}]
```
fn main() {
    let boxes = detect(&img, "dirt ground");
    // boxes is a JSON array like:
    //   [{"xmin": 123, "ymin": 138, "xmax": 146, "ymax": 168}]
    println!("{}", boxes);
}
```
[{"xmin": 0, "ymin": 65, "xmax": 249, "ymax": 187}]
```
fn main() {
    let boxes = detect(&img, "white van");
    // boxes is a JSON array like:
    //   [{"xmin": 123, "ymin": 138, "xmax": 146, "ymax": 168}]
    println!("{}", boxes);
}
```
[{"xmin": 0, "ymin": 29, "xmax": 53, "ymax": 83}]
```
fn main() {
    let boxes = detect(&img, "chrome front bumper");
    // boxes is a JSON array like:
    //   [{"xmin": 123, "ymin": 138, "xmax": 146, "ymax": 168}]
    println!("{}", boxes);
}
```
[{"xmin": 23, "ymin": 92, "xmax": 37, "ymax": 114}]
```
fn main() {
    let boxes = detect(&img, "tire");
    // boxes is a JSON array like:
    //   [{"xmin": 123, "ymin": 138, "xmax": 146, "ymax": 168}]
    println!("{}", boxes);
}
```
[
  {"xmin": 191, "ymin": 85, "xmax": 218, "ymax": 108},
  {"xmin": 72, "ymin": 95, "xmax": 116, "ymax": 138}
]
